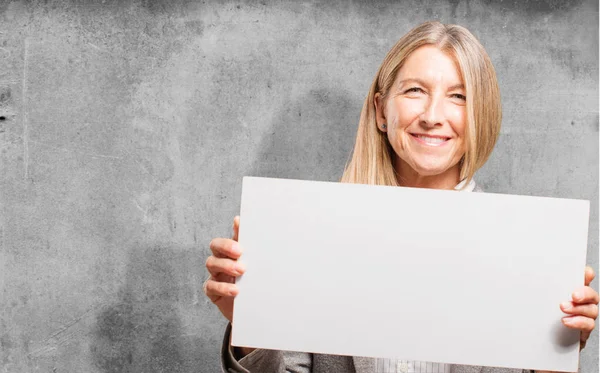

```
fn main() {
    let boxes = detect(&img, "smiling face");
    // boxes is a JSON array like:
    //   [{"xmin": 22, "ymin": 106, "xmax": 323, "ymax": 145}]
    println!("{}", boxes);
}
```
[{"xmin": 375, "ymin": 45, "xmax": 467, "ymax": 187}]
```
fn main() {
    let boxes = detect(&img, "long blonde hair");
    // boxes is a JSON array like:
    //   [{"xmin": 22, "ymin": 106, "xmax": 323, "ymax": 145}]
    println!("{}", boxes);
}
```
[{"xmin": 340, "ymin": 21, "xmax": 501, "ymax": 188}]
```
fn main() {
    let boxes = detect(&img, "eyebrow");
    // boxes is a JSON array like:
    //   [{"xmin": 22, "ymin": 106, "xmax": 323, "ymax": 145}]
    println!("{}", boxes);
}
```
[
  {"xmin": 448, "ymin": 83, "xmax": 465, "ymax": 91},
  {"xmin": 397, "ymin": 78, "xmax": 465, "ymax": 91}
]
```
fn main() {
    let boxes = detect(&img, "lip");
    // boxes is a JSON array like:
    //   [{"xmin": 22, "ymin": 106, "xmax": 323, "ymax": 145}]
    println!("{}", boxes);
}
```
[{"xmin": 410, "ymin": 133, "xmax": 452, "ymax": 147}]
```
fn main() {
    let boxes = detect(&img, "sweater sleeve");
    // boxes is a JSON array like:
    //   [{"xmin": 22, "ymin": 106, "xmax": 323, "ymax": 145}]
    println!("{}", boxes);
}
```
[{"xmin": 221, "ymin": 322, "xmax": 313, "ymax": 373}]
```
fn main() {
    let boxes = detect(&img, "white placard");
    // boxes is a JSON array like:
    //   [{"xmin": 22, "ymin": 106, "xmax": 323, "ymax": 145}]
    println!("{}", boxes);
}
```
[{"xmin": 232, "ymin": 177, "xmax": 589, "ymax": 372}]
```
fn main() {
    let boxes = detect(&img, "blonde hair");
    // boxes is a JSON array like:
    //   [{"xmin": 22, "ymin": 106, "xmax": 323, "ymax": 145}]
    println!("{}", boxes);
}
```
[{"xmin": 340, "ymin": 21, "xmax": 501, "ymax": 188}]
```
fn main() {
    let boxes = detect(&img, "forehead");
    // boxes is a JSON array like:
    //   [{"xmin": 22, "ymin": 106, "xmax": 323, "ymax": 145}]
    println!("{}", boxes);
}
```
[{"xmin": 397, "ymin": 45, "xmax": 463, "ymax": 85}]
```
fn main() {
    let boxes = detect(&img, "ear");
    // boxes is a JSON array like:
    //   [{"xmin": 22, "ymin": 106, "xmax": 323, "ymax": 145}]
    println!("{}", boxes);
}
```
[{"xmin": 374, "ymin": 93, "xmax": 387, "ymax": 132}]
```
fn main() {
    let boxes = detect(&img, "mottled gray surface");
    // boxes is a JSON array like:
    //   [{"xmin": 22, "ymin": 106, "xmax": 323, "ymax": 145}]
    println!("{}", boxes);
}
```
[{"xmin": 0, "ymin": 0, "xmax": 597, "ymax": 372}]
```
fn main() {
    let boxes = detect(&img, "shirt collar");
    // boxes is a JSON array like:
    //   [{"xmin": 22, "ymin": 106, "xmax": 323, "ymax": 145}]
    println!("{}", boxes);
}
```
[{"xmin": 454, "ymin": 178, "xmax": 476, "ymax": 192}]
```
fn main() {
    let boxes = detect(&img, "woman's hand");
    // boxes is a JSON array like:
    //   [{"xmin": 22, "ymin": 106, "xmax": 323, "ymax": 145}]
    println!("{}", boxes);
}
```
[
  {"xmin": 560, "ymin": 266, "xmax": 599, "ymax": 350},
  {"xmin": 204, "ymin": 216, "xmax": 245, "ymax": 323}
]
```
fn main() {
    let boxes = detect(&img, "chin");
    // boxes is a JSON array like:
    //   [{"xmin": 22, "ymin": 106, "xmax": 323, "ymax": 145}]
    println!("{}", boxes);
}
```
[
  {"xmin": 409, "ymin": 159, "xmax": 456, "ymax": 177},
  {"xmin": 395, "ymin": 151, "xmax": 462, "ymax": 179},
  {"xmin": 412, "ymin": 165, "xmax": 451, "ymax": 177}
]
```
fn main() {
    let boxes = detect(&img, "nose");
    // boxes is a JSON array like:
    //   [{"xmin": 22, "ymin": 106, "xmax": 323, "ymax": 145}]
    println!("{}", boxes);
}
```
[{"xmin": 419, "ymin": 95, "xmax": 445, "ymax": 128}]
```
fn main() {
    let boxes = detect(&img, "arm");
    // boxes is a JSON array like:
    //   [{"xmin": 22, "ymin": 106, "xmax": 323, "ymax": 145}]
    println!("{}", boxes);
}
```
[{"xmin": 221, "ymin": 322, "xmax": 313, "ymax": 373}]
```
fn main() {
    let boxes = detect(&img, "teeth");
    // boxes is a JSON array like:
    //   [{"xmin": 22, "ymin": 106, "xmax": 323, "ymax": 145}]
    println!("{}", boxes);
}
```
[{"xmin": 416, "ymin": 135, "xmax": 447, "ymax": 144}]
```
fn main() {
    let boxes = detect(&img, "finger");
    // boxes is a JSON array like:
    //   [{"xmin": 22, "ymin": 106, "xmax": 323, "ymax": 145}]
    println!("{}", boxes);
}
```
[
  {"xmin": 580, "ymin": 328, "xmax": 592, "ymax": 352},
  {"xmin": 579, "ymin": 333, "xmax": 589, "ymax": 351},
  {"xmin": 572, "ymin": 286, "xmax": 600, "ymax": 304},
  {"xmin": 560, "ymin": 302, "xmax": 598, "ymax": 319},
  {"xmin": 585, "ymin": 266, "xmax": 595, "ymax": 286},
  {"xmin": 562, "ymin": 315, "xmax": 595, "ymax": 333},
  {"xmin": 580, "ymin": 330, "xmax": 591, "ymax": 343},
  {"xmin": 206, "ymin": 256, "xmax": 246, "ymax": 278},
  {"xmin": 209, "ymin": 237, "xmax": 242, "ymax": 259},
  {"xmin": 204, "ymin": 278, "xmax": 239, "ymax": 298},
  {"xmin": 232, "ymin": 216, "xmax": 240, "ymax": 242}
]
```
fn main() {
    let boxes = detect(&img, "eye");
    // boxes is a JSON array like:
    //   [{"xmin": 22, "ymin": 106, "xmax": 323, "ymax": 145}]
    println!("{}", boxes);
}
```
[
  {"xmin": 451, "ymin": 93, "xmax": 466, "ymax": 101},
  {"xmin": 404, "ymin": 87, "xmax": 424, "ymax": 94}
]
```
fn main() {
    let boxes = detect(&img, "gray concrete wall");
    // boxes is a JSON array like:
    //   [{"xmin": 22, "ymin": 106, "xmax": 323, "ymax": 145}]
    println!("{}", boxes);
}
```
[{"xmin": 0, "ymin": 0, "xmax": 597, "ymax": 372}]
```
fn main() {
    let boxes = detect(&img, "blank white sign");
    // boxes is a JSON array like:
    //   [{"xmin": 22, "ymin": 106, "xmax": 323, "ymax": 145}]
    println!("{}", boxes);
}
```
[{"xmin": 231, "ymin": 177, "xmax": 589, "ymax": 372}]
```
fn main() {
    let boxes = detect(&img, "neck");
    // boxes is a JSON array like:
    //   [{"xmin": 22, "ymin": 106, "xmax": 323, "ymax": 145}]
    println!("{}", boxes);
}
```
[{"xmin": 395, "ymin": 160, "xmax": 461, "ymax": 190}]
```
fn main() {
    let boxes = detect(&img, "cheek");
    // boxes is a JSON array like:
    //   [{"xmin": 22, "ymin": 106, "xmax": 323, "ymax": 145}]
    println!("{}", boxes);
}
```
[
  {"xmin": 449, "ymin": 107, "xmax": 467, "ymax": 137},
  {"xmin": 389, "ymin": 100, "xmax": 418, "ymax": 130}
]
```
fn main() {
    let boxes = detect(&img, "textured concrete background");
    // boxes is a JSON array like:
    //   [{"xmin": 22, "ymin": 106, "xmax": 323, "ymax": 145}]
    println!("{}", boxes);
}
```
[{"xmin": 0, "ymin": 0, "xmax": 597, "ymax": 372}]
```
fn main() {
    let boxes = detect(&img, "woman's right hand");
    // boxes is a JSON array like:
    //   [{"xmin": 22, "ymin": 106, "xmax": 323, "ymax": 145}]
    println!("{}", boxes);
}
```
[{"xmin": 204, "ymin": 216, "xmax": 246, "ymax": 323}]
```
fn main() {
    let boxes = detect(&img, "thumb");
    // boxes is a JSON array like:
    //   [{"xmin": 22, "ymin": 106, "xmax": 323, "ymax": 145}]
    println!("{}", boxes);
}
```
[
  {"xmin": 585, "ymin": 266, "xmax": 595, "ymax": 287},
  {"xmin": 232, "ymin": 216, "xmax": 240, "ymax": 242}
]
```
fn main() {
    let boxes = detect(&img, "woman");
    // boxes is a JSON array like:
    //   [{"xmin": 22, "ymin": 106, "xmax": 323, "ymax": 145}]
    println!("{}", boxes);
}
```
[{"xmin": 204, "ymin": 21, "xmax": 598, "ymax": 373}]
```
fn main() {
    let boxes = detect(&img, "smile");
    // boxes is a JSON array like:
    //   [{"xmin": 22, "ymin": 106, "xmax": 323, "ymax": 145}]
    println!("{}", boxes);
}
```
[{"xmin": 411, "ymin": 134, "xmax": 451, "ymax": 147}]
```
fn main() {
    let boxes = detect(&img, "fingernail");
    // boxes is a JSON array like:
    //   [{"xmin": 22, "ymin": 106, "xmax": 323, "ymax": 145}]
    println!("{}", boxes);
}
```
[
  {"xmin": 231, "ymin": 242, "xmax": 241, "ymax": 255},
  {"xmin": 563, "ymin": 317, "xmax": 573, "ymax": 325},
  {"xmin": 561, "ymin": 302, "xmax": 572, "ymax": 310},
  {"xmin": 234, "ymin": 263, "xmax": 245, "ymax": 275},
  {"xmin": 573, "ymin": 291, "xmax": 583, "ymax": 301}
]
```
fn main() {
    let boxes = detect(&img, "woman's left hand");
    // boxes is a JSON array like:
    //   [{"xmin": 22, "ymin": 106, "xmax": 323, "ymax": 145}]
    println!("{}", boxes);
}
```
[{"xmin": 560, "ymin": 266, "xmax": 599, "ymax": 350}]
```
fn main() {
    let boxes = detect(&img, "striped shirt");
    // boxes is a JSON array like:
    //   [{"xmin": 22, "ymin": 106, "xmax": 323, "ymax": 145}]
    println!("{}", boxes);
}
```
[{"xmin": 375, "ymin": 359, "xmax": 451, "ymax": 373}]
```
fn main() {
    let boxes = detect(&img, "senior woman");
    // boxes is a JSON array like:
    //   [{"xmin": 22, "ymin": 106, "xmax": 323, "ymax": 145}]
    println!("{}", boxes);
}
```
[{"xmin": 204, "ymin": 21, "xmax": 599, "ymax": 373}]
